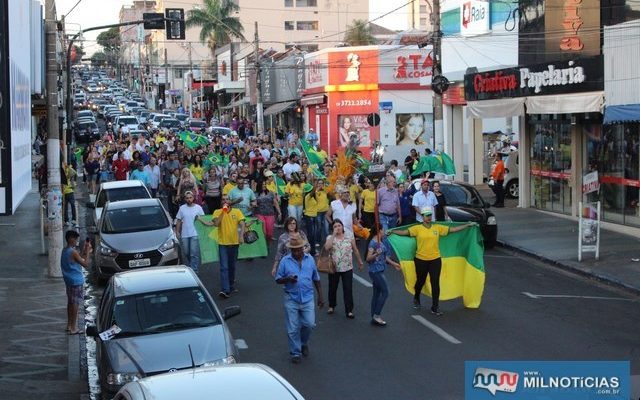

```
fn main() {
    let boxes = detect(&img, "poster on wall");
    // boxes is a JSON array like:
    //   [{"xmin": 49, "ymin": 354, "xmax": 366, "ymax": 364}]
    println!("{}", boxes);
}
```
[
  {"xmin": 338, "ymin": 115, "xmax": 371, "ymax": 148},
  {"xmin": 578, "ymin": 201, "xmax": 600, "ymax": 261},
  {"xmin": 395, "ymin": 113, "xmax": 433, "ymax": 146}
]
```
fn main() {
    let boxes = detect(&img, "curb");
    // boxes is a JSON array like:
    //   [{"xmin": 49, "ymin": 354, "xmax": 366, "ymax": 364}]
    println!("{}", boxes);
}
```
[{"xmin": 496, "ymin": 240, "xmax": 640, "ymax": 297}]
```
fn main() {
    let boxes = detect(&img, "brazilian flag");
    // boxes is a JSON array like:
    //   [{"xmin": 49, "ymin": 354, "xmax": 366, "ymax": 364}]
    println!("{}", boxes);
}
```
[
  {"xmin": 411, "ymin": 152, "xmax": 456, "ymax": 177},
  {"xmin": 386, "ymin": 222, "xmax": 486, "ymax": 308},
  {"xmin": 205, "ymin": 153, "xmax": 229, "ymax": 167},
  {"xmin": 300, "ymin": 138, "xmax": 326, "ymax": 166},
  {"xmin": 274, "ymin": 176, "xmax": 287, "ymax": 197},
  {"xmin": 179, "ymin": 131, "xmax": 210, "ymax": 150},
  {"xmin": 195, "ymin": 216, "xmax": 268, "ymax": 264}
]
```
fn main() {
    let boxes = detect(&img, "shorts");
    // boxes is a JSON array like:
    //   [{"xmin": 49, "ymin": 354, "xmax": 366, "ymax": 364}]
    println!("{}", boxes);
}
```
[{"xmin": 65, "ymin": 284, "xmax": 84, "ymax": 305}]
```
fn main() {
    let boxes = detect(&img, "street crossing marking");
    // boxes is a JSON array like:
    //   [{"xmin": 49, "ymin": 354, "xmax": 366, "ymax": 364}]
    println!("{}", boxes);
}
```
[
  {"xmin": 353, "ymin": 273, "xmax": 373, "ymax": 288},
  {"xmin": 411, "ymin": 315, "xmax": 462, "ymax": 344},
  {"xmin": 522, "ymin": 292, "xmax": 635, "ymax": 301}
]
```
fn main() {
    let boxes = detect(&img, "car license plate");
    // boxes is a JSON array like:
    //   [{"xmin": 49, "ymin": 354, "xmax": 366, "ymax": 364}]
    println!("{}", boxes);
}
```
[{"xmin": 128, "ymin": 258, "xmax": 151, "ymax": 268}]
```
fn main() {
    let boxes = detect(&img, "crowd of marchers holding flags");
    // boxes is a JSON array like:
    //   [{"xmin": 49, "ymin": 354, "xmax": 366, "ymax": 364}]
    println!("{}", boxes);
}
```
[{"xmin": 61, "ymin": 121, "xmax": 483, "ymax": 364}]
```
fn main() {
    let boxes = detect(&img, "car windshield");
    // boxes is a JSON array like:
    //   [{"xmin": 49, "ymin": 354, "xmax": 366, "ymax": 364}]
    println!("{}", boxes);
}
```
[
  {"xmin": 175, "ymin": 114, "xmax": 188, "ymax": 122},
  {"xmin": 102, "ymin": 205, "xmax": 169, "ymax": 234},
  {"xmin": 212, "ymin": 128, "xmax": 231, "ymax": 135},
  {"xmin": 112, "ymin": 288, "xmax": 219, "ymax": 336},
  {"xmin": 79, "ymin": 122, "xmax": 98, "ymax": 129},
  {"xmin": 190, "ymin": 121, "xmax": 206, "ymax": 128},
  {"xmin": 97, "ymin": 186, "xmax": 151, "ymax": 208},
  {"xmin": 119, "ymin": 117, "xmax": 138, "ymax": 125},
  {"xmin": 161, "ymin": 119, "xmax": 180, "ymax": 127},
  {"xmin": 440, "ymin": 185, "xmax": 484, "ymax": 207}
]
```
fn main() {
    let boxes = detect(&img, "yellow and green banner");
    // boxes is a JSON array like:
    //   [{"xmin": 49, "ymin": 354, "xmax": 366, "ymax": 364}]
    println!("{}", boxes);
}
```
[
  {"xmin": 411, "ymin": 152, "xmax": 456, "ymax": 176},
  {"xmin": 195, "ymin": 216, "xmax": 268, "ymax": 263},
  {"xmin": 386, "ymin": 222, "xmax": 485, "ymax": 308}
]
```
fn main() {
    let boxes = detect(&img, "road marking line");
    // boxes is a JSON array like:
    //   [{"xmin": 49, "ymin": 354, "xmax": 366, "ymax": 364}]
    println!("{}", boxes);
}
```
[
  {"xmin": 522, "ymin": 292, "xmax": 635, "ymax": 301},
  {"xmin": 235, "ymin": 339, "xmax": 248, "ymax": 349},
  {"xmin": 353, "ymin": 273, "xmax": 372, "ymax": 288},
  {"xmin": 484, "ymin": 254, "xmax": 517, "ymax": 259},
  {"xmin": 411, "ymin": 315, "xmax": 462, "ymax": 344}
]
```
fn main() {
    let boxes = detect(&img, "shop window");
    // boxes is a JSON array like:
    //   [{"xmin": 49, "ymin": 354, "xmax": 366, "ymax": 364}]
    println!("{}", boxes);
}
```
[
  {"xmin": 297, "ymin": 21, "xmax": 319, "ymax": 31},
  {"xmin": 285, "ymin": 21, "xmax": 295, "ymax": 30},
  {"xmin": 585, "ymin": 123, "xmax": 640, "ymax": 227},
  {"xmin": 175, "ymin": 68, "xmax": 183, "ymax": 79},
  {"xmin": 420, "ymin": 5, "xmax": 428, "ymax": 13},
  {"xmin": 296, "ymin": 0, "xmax": 317, "ymax": 6},
  {"xmin": 284, "ymin": 0, "xmax": 293, "ymax": 6}
]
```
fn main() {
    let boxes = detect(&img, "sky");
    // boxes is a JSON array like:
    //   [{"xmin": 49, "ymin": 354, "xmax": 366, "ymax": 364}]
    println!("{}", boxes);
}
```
[{"xmin": 53, "ymin": 0, "xmax": 409, "ymax": 56}]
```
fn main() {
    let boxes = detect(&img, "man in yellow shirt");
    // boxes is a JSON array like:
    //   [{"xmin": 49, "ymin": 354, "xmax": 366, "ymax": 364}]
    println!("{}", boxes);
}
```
[
  {"xmin": 200, "ymin": 194, "xmax": 245, "ymax": 298},
  {"xmin": 358, "ymin": 179, "xmax": 377, "ymax": 235},
  {"xmin": 388, "ymin": 207, "xmax": 474, "ymax": 316},
  {"xmin": 222, "ymin": 172, "xmax": 238, "ymax": 196},
  {"xmin": 315, "ymin": 180, "xmax": 330, "ymax": 239}
]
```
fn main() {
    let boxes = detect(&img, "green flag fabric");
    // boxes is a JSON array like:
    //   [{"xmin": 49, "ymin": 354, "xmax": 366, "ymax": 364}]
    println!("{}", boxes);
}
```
[
  {"xmin": 300, "ymin": 138, "xmax": 326, "ymax": 166},
  {"xmin": 386, "ymin": 222, "xmax": 485, "ymax": 308},
  {"xmin": 178, "ymin": 131, "xmax": 210, "ymax": 149},
  {"xmin": 411, "ymin": 152, "xmax": 456, "ymax": 177},
  {"xmin": 274, "ymin": 176, "xmax": 287, "ymax": 196},
  {"xmin": 205, "ymin": 153, "xmax": 229, "ymax": 167},
  {"xmin": 195, "ymin": 216, "xmax": 268, "ymax": 264}
]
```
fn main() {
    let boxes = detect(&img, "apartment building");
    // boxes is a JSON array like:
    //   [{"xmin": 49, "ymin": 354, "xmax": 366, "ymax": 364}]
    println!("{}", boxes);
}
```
[
  {"xmin": 236, "ymin": 0, "xmax": 369, "ymax": 52},
  {"xmin": 407, "ymin": 0, "xmax": 433, "ymax": 32}
]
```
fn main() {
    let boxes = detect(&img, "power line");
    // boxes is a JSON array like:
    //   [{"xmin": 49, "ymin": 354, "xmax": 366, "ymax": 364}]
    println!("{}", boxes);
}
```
[{"xmin": 63, "ymin": 0, "xmax": 84, "ymax": 18}]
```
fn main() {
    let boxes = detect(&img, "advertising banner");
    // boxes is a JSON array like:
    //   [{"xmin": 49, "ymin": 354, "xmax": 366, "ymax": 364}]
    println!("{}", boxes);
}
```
[
  {"xmin": 395, "ymin": 113, "xmax": 433, "ymax": 146},
  {"xmin": 378, "ymin": 47, "xmax": 433, "ymax": 85},
  {"xmin": 578, "ymin": 201, "xmax": 601, "ymax": 261},
  {"xmin": 582, "ymin": 171, "xmax": 600, "ymax": 194},
  {"xmin": 337, "ymin": 114, "xmax": 372, "ymax": 148},
  {"xmin": 460, "ymin": 0, "xmax": 491, "ymax": 36}
]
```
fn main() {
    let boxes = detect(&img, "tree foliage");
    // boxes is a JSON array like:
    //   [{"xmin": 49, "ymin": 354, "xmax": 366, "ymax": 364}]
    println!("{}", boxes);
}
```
[
  {"xmin": 343, "ymin": 19, "xmax": 376, "ymax": 46},
  {"xmin": 90, "ymin": 51, "xmax": 108, "ymax": 67},
  {"xmin": 97, "ymin": 27, "xmax": 121, "ymax": 54},
  {"xmin": 186, "ymin": 0, "xmax": 245, "ymax": 59}
]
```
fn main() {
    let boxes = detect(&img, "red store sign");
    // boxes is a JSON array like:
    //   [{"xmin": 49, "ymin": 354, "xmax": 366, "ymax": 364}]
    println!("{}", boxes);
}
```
[{"xmin": 394, "ymin": 52, "xmax": 434, "ymax": 81}]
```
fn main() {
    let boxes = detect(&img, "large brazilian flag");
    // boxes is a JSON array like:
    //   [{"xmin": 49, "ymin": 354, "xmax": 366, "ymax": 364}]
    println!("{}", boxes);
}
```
[
  {"xmin": 386, "ymin": 222, "xmax": 486, "ymax": 308},
  {"xmin": 195, "ymin": 216, "xmax": 268, "ymax": 263}
]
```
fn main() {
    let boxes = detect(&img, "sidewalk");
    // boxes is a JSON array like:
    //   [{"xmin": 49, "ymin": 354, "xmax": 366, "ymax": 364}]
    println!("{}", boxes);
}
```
[
  {"xmin": 477, "ymin": 185, "xmax": 640, "ymax": 294},
  {"xmin": 0, "ymin": 185, "xmax": 88, "ymax": 399}
]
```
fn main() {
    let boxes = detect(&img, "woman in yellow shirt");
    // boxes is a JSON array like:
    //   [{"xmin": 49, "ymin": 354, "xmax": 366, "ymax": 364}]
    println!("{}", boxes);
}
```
[
  {"xmin": 285, "ymin": 173, "xmax": 304, "ymax": 223},
  {"xmin": 315, "ymin": 180, "xmax": 330, "ymax": 239},
  {"xmin": 349, "ymin": 176, "xmax": 362, "ymax": 205},
  {"xmin": 303, "ymin": 183, "xmax": 320, "ymax": 256},
  {"xmin": 358, "ymin": 178, "xmax": 377, "ymax": 236},
  {"xmin": 388, "ymin": 207, "xmax": 474, "ymax": 316},
  {"xmin": 189, "ymin": 155, "xmax": 205, "ymax": 182}
]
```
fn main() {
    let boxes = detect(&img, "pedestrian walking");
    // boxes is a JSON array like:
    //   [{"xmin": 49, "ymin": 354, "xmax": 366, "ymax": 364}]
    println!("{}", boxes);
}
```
[
  {"xmin": 129, "ymin": 161, "xmax": 151, "ymax": 187},
  {"xmin": 229, "ymin": 178, "xmax": 257, "ymax": 218},
  {"xmin": 358, "ymin": 178, "xmax": 376, "ymax": 234},
  {"xmin": 388, "ymin": 207, "xmax": 474, "ymax": 316},
  {"xmin": 323, "ymin": 219, "xmax": 364, "ymax": 318},
  {"xmin": 175, "ymin": 191, "xmax": 205, "ymax": 273},
  {"xmin": 144, "ymin": 156, "xmax": 161, "ymax": 197},
  {"xmin": 491, "ymin": 153, "xmax": 506, "ymax": 207},
  {"xmin": 200, "ymin": 195, "xmax": 246, "ymax": 298},
  {"xmin": 365, "ymin": 232, "xmax": 400, "ymax": 326},
  {"xmin": 303, "ymin": 184, "xmax": 320, "ymax": 256},
  {"xmin": 412, "ymin": 179, "xmax": 438, "ymax": 222},
  {"xmin": 377, "ymin": 176, "xmax": 402, "ymax": 233},
  {"xmin": 61, "ymin": 230, "xmax": 92, "ymax": 335},
  {"xmin": 203, "ymin": 164, "xmax": 223, "ymax": 214},
  {"xmin": 255, "ymin": 182, "xmax": 281, "ymax": 242},
  {"xmin": 432, "ymin": 181, "xmax": 449, "ymax": 221},
  {"xmin": 285, "ymin": 173, "xmax": 304, "ymax": 223},
  {"xmin": 275, "ymin": 236, "xmax": 324, "ymax": 364},
  {"xmin": 326, "ymin": 186, "xmax": 358, "ymax": 238},
  {"xmin": 62, "ymin": 162, "xmax": 77, "ymax": 226},
  {"xmin": 272, "ymin": 217, "xmax": 311, "ymax": 276},
  {"xmin": 315, "ymin": 180, "xmax": 330, "ymax": 240}
]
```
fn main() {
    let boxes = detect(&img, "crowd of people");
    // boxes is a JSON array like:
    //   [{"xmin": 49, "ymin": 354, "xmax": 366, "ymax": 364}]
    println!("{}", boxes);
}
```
[{"xmin": 62, "ymin": 120, "xmax": 477, "ymax": 364}]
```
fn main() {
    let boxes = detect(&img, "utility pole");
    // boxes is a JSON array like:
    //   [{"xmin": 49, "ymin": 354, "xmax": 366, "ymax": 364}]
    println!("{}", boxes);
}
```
[
  {"xmin": 254, "ymin": 21, "xmax": 264, "ymax": 135},
  {"xmin": 45, "ymin": 0, "xmax": 63, "ymax": 278},
  {"xmin": 432, "ymin": 0, "xmax": 444, "ymax": 152},
  {"xmin": 164, "ymin": 47, "xmax": 169, "ymax": 108},
  {"xmin": 138, "ymin": 28, "xmax": 144, "ymax": 98},
  {"xmin": 188, "ymin": 43, "xmax": 193, "ymax": 118}
]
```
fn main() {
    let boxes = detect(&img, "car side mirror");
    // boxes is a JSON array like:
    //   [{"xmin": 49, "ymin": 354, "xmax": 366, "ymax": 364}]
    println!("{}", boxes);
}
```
[
  {"xmin": 223, "ymin": 305, "xmax": 241, "ymax": 320},
  {"xmin": 86, "ymin": 325, "xmax": 98, "ymax": 337}
]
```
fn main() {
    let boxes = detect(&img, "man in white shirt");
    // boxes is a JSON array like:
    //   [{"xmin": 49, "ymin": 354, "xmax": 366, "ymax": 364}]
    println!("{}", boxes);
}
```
[
  {"xmin": 175, "ymin": 191, "xmax": 205, "ymax": 273},
  {"xmin": 282, "ymin": 154, "xmax": 302, "ymax": 181},
  {"xmin": 412, "ymin": 179, "xmax": 438, "ymax": 222},
  {"xmin": 144, "ymin": 156, "xmax": 161, "ymax": 197},
  {"xmin": 326, "ymin": 186, "xmax": 358, "ymax": 237}
]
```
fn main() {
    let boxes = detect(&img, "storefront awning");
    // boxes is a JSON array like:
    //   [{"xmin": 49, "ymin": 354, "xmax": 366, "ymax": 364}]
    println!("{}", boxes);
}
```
[
  {"xmin": 466, "ymin": 98, "xmax": 525, "ymax": 119},
  {"xmin": 526, "ymin": 92, "xmax": 603, "ymax": 115},
  {"xmin": 603, "ymin": 104, "xmax": 640, "ymax": 124},
  {"xmin": 263, "ymin": 101, "xmax": 296, "ymax": 116},
  {"xmin": 301, "ymin": 94, "xmax": 326, "ymax": 106}
]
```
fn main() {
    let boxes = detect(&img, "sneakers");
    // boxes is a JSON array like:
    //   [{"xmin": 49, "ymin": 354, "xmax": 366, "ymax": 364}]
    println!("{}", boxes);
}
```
[
  {"xmin": 413, "ymin": 298, "xmax": 421, "ymax": 310},
  {"xmin": 431, "ymin": 307, "xmax": 444, "ymax": 316},
  {"xmin": 301, "ymin": 345, "xmax": 309, "ymax": 357},
  {"xmin": 291, "ymin": 356, "xmax": 302, "ymax": 364},
  {"xmin": 218, "ymin": 291, "xmax": 230, "ymax": 299}
]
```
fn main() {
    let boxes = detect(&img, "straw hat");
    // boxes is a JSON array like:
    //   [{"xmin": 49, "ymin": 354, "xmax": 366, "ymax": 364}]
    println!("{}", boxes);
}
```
[{"xmin": 286, "ymin": 236, "xmax": 306, "ymax": 249}]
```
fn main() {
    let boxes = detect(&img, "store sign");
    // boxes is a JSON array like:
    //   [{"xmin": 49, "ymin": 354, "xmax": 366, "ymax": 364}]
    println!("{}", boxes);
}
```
[
  {"xmin": 578, "ymin": 201, "xmax": 600, "ymax": 261},
  {"xmin": 461, "ymin": 0, "xmax": 491, "ymax": 37},
  {"xmin": 379, "ymin": 47, "xmax": 433, "ymax": 85},
  {"xmin": 393, "ymin": 53, "xmax": 433, "ymax": 81},
  {"xmin": 544, "ymin": 0, "xmax": 600, "ymax": 58},
  {"xmin": 217, "ymin": 50, "xmax": 232, "ymax": 83},
  {"xmin": 582, "ymin": 171, "xmax": 599, "ymax": 194},
  {"xmin": 464, "ymin": 55, "xmax": 603, "ymax": 101},
  {"xmin": 304, "ymin": 52, "xmax": 328, "ymax": 90},
  {"xmin": 307, "ymin": 60, "xmax": 323, "ymax": 85},
  {"xmin": 316, "ymin": 107, "xmax": 328, "ymax": 115}
]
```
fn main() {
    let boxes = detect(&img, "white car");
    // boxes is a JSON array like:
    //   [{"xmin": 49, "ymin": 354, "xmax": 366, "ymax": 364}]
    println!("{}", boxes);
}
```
[
  {"xmin": 114, "ymin": 115, "xmax": 140, "ymax": 134},
  {"xmin": 148, "ymin": 113, "xmax": 170, "ymax": 129},
  {"xmin": 114, "ymin": 364, "xmax": 304, "ymax": 400},
  {"xmin": 88, "ymin": 180, "xmax": 152, "ymax": 226}
]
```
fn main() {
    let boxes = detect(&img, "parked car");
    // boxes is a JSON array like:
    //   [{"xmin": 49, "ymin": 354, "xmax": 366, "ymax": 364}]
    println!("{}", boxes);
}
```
[
  {"xmin": 189, "ymin": 119, "xmax": 208, "ymax": 133},
  {"xmin": 91, "ymin": 198, "xmax": 180, "ymax": 280},
  {"xmin": 86, "ymin": 266, "xmax": 241, "ymax": 396},
  {"xmin": 75, "ymin": 121, "xmax": 100, "ymax": 143},
  {"xmin": 113, "ymin": 364, "xmax": 303, "ymax": 400},
  {"xmin": 502, "ymin": 150, "xmax": 519, "ymax": 199},
  {"xmin": 411, "ymin": 179, "xmax": 497, "ymax": 247},
  {"xmin": 88, "ymin": 180, "xmax": 152, "ymax": 226},
  {"xmin": 158, "ymin": 118, "xmax": 181, "ymax": 130},
  {"xmin": 207, "ymin": 126, "xmax": 232, "ymax": 138},
  {"xmin": 148, "ymin": 113, "xmax": 170, "ymax": 129}
]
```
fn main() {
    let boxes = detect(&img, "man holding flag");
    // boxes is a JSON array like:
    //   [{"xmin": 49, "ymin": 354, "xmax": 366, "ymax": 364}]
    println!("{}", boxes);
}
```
[{"xmin": 388, "ymin": 207, "xmax": 475, "ymax": 316}]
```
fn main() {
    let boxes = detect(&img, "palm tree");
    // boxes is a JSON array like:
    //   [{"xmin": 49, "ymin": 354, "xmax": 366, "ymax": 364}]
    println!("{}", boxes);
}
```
[
  {"xmin": 343, "ymin": 19, "xmax": 376, "ymax": 46},
  {"xmin": 186, "ymin": 0, "xmax": 246, "ymax": 66}
]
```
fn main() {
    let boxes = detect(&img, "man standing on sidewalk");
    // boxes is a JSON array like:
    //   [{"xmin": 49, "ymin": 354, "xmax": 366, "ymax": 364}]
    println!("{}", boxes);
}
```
[
  {"xmin": 62, "ymin": 161, "xmax": 77, "ymax": 227},
  {"xmin": 175, "ymin": 191, "xmax": 205, "ymax": 273},
  {"xmin": 377, "ymin": 176, "xmax": 402, "ymax": 233},
  {"xmin": 275, "ymin": 236, "xmax": 324, "ymax": 364},
  {"xmin": 491, "ymin": 153, "xmax": 506, "ymax": 207},
  {"xmin": 61, "ymin": 230, "xmax": 92, "ymax": 335}
]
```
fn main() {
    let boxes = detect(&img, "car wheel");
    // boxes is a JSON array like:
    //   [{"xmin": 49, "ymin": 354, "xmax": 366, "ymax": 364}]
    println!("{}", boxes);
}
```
[{"xmin": 506, "ymin": 179, "xmax": 519, "ymax": 199}]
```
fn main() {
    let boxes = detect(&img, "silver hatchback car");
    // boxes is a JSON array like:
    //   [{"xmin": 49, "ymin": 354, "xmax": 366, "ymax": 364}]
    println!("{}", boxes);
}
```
[{"xmin": 93, "ymin": 198, "xmax": 180, "ymax": 281}]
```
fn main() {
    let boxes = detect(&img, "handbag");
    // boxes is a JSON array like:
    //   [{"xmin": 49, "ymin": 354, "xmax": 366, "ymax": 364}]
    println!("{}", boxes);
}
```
[
  {"xmin": 315, "ymin": 248, "xmax": 336, "ymax": 274},
  {"xmin": 243, "ymin": 230, "xmax": 259, "ymax": 244}
]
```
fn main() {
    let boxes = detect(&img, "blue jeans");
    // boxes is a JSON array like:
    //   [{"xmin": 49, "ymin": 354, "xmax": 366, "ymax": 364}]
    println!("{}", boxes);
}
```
[
  {"xmin": 379, "ymin": 213, "xmax": 398, "ymax": 233},
  {"xmin": 219, "ymin": 245, "xmax": 239, "ymax": 294},
  {"xmin": 317, "ymin": 212, "xmax": 328, "ymax": 240},
  {"xmin": 283, "ymin": 297, "xmax": 315, "ymax": 357},
  {"xmin": 369, "ymin": 271, "xmax": 389, "ymax": 318},
  {"xmin": 287, "ymin": 205, "xmax": 303, "ymax": 224},
  {"xmin": 180, "ymin": 237, "xmax": 201, "ymax": 273},
  {"xmin": 303, "ymin": 215, "xmax": 317, "ymax": 254}
]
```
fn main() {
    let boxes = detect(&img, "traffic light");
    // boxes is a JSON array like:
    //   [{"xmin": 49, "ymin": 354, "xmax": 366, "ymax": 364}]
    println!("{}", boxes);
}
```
[{"xmin": 165, "ymin": 8, "xmax": 185, "ymax": 40}]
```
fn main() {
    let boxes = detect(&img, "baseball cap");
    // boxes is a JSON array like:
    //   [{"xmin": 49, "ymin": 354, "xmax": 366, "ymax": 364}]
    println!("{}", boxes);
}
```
[
  {"xmin": 420, "ymin": 207, "xmax": 433, "ymax": 216},
  {"xmin": 263, "ymin": 170, "xmax": 274, "ymax": 177}
]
